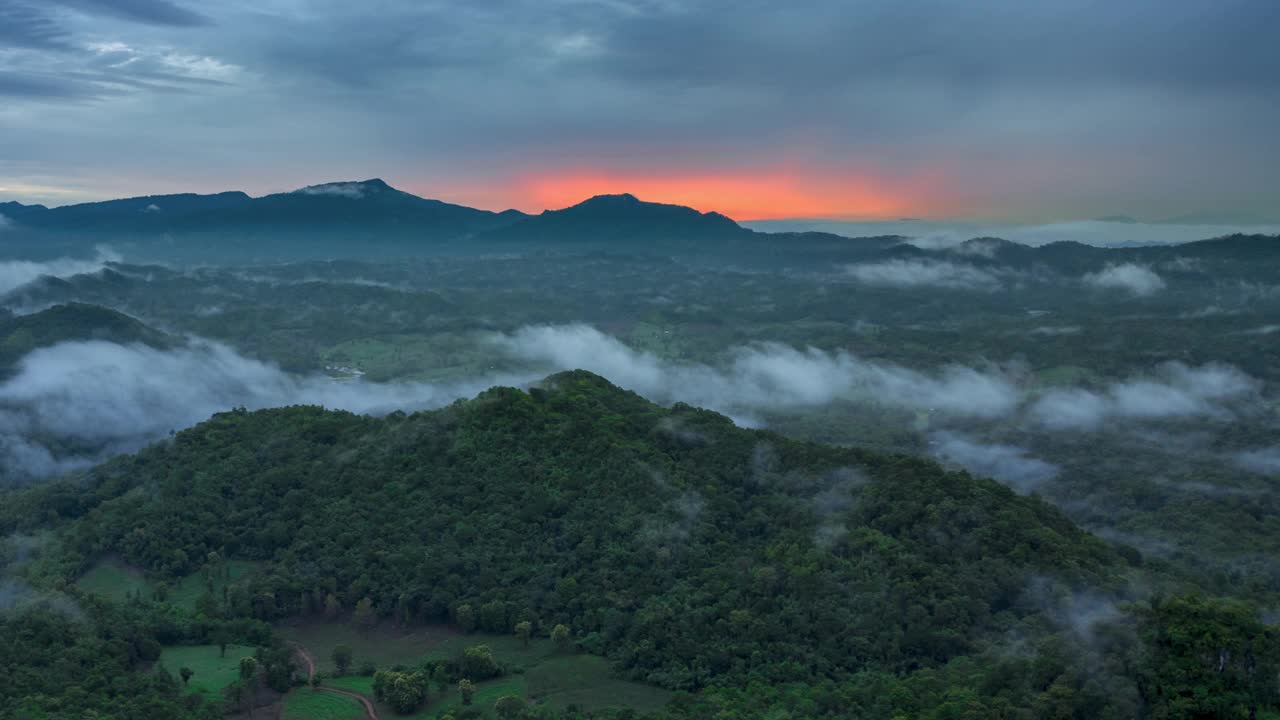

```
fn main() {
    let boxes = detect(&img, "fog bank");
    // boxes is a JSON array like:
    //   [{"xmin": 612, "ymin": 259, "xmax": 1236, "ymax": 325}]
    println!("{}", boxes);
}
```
[
  {"xmin": 0, "ymin": 248, "xmax": 121, "ymax": 296},
  {"xmin": 497, "ymin": 324, "xmax": 1021, "ymax": 422},
  {"xmin": 0, "ymin": 339, "xmax": 534, "ymax": 481}
]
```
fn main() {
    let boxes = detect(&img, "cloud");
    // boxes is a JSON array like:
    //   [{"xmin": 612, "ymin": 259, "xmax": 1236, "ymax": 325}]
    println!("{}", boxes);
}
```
[
  {"xmin": 930, "ymin": 431, "xmax": 1059, "ymax": 493},
  {"xmin": 3, "ymin": 1, "xmax": 1280, "ymax": 219},
  {"xmin": 0, "ymin": 578, "xmax": 83, "ymax": 619},
  {"xmin": 1234, "ymin": 447, "xmax": 1280, "ymax": 475},
  {"xmin": 0, "ymin": 248, "xmax": 121, "ymax": 296},
  {"xmin": 0, "ymin": 70, "xmax": 97, "ymax": 99},
  {"xmin": 0, "ymin": 338, "xmax": 535, "ymax": 481},
  {"xmin": 496, "ymin": 324, "xmax": 1020, "ymax": 421},
  {"xmin": 0, "ymin": 3, "xmax": 72, "ymax": 50},
  {"xmin": 1029, "ymin": 326, "xmax": 1081, "ymax": 336},
  {"xmin": 295, "ymin": 182, "xmax": 367, "ymax": 199},
  {"xmin": 1030, "ymin": 362, "xmax": 1259, "ymax": 430},
  {"xmin": 844, "ymin": 258, "xmax": 1003, "ymax": 290},
  {"xmin": 51, "ymin": 0, "xmax": 211, "ymax": 27},
  {"xmin": 85, "ymin": 40, "xmax": 240, "ymax": 84},
  {"xmin": 1083, "ymin": 263, "xmax": 1166, "ymax": 296}
]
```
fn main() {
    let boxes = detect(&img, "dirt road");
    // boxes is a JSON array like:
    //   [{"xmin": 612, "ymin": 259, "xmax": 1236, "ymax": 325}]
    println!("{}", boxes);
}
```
[{"xmin": 291, "ymin": 643, "xmax": 380, "ymax": 720}]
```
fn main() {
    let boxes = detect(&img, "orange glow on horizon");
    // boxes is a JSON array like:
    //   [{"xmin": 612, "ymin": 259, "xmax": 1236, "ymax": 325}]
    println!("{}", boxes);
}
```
[{"xmin": 422, "ymin": 167, "xmax": 954, "ymax": 221}]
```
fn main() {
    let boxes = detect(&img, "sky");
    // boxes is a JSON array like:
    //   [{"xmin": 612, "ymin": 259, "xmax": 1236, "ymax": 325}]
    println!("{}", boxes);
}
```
[{"xmin": 1, "ymin": 0, "xmax": 1278, "ymax": 221}]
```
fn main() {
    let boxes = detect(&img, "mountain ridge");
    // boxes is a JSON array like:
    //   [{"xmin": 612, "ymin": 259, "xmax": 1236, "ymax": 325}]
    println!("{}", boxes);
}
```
[{"xmin": 3, "ymin": 179, "xmax": 1278, "ymax": 266}]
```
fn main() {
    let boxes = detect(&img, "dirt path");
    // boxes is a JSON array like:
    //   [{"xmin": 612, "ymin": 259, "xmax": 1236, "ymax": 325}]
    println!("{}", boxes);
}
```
[{"xmin": 290, "ymin": 643, "xmax": 380, "ymax": 720}]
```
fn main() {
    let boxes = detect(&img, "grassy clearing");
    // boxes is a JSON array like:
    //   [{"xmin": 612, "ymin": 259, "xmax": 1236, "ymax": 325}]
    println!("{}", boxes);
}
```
[
  {"xmin": 322, "ymin": 333, "xmax": 522, "ymax": 382},
  {"xmin": 167, "ymin": 560, "xmax": 260, "ymax": 611},
  {"xmin": 420, "ymin": 632, "xmax": 556, "ymax": 672},
  {"xmin": 289, "ymin": 621, "xmax": 675, "ymax": 716},
  {"xmin": 432, "ymin": 676, "xmax": 528, "ymax": 717},
  {"xmin": 75, "ymin": 557, "xmax": 150, "ymax": 603},
  {"xmin": 281, "ymin": 688, "xmax": 366, "ymax": 720},
  {"xmin": 277, "ymin": 621, "xmax": 460, "ymax": 672},
  {"xmin": 325, "ymin": 676, "xmax": 375, "ymax": 694},
  {"xmin": 157, "ymin": 644, "xmax": 256, "ymax": 697},
  {"xmin": 75, "ymin": 557, "xmax": 262, "ymax": 612},
  {"xmin": 527, "ymin": 655, "xmax": 674, "ymax": 713}
]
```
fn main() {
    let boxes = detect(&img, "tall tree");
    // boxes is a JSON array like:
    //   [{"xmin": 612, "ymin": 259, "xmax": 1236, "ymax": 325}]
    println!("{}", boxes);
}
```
[
  {"xmin": 331, "ymin": 644, "xmax": 354, "ymax": 675},
  {"xmin": 551, "ymin": 624, "xmax": 570, "ymax": 652},
  {"xmin": 354, "ymin": 597, "xmax": 376, "ymax": 634},
  {"xmin": 238, "ymin": 656, "xmax": 259, "ymax": 718}
]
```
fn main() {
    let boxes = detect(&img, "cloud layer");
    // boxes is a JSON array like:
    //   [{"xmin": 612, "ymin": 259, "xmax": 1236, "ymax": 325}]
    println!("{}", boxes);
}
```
[
  {"xmin": 0, "ymin": 338, "xmax": 534, "ymax": 480},
  {"xmin": 930, "ymin": 432, "xmax": 1060, "ymax": 493},
  {"xmin": 1029, "ymin": 363, "xmax": 1259, "ymax": 430},
  {"xmin": 497, "ymin": 324, "xmax": 1021, "ymax": 423},
  {"xmin": 1083, "ymin": 263, "xmax": 1166, "ymax": 296},
  {"xmin": 0, "ymin": 249, "xmax": 121, "ymax": 296},
  {"xmin": 1235, "ymin": 447, "xmax": 1280, "ymax": 475},
  {"xmin": 845, "ymin": 259, "xmax": 1002, "ymax": 290},
  {"xmin": 0, "ymin": 322, "xmax": 1269, "ymax": 485},
  {"xmin": 748, "ymin": 219, "xmax": 1280, "ymax": 248},
  {"xmin": 500, "ymin": 325, "xmax": 1267, "ymax": 436}
]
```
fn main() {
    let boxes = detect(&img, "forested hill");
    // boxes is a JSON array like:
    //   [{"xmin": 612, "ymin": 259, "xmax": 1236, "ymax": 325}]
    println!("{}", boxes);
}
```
[
  {"xmin": 7, "ymin": 371, "xmax": 1280, "ymax": 718},
  {"xmin": 0, "ymin": 302, "xmax": 174, "ymax": 375},
  {"xmin": 24, "ymin": 372, "xmax": 1117, "ymax": 680}
]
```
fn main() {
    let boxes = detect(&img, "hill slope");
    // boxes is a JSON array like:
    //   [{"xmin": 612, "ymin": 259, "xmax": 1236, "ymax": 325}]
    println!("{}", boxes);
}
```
[
  {"xmin": 0, "ymin": 302, "xmax": 174, "ymax": 375},
  {"xmin": 6, "ymin": 371, "xmax": 1279, "ymax": 719},
  {"xmin": 38, "ymin": 371, "xmax": 1119, "ymax": 688}
]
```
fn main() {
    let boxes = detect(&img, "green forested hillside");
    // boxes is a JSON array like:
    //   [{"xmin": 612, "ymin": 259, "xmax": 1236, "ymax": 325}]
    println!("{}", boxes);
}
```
[
  {"xmin": 0, "ymin": 302, "xmax": 174, "ymax": 374},
  {"xmin": 2, "ymin": 372, "xmax": 1276, "ymax": 719}
]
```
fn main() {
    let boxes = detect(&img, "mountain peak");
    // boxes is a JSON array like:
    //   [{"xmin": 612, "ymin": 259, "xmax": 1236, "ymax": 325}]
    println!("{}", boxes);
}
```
[
  {"xmin": 292, "ymin": 179, "xmax": 395, "ymax": 199},
  {"xmin": 552, "ymin": 193, "xmax": 736, "ymax": 224},
  {"xmin": 576, "ymin": 192, "xmax": 641, "ymax": 206}
]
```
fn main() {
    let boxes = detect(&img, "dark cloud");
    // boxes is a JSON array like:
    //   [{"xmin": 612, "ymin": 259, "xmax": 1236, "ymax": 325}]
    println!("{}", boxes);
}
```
[
  {"xmin": 49, "ymin": 0, "xmax": 210, "ymax": 27},
  {"xmin": 1, "ymin": 0, "xmax": 1278, "ymax": 217},
  {"xmin": 606, "ymin": 1, "xmax": 1279, "ymax": 96},
  {"xmin": 0, "ymin": 71, "xmax": 96, "ymax": 99},
  {"xmin": 0, "ymin": 3, "xmax": 72, "ymax": 50}
]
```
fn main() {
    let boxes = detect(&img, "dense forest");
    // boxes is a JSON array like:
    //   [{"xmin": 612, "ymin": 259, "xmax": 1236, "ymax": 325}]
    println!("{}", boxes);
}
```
[{"xmin": 3, "ymin": 371, "xmax": 1278, "ymax": 719}]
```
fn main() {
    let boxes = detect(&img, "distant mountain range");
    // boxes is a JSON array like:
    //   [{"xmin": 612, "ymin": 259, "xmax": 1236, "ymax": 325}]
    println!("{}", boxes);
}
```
[{"xmin": 1, "ymin": 179, "xmax": 1276, "ymax": 266}]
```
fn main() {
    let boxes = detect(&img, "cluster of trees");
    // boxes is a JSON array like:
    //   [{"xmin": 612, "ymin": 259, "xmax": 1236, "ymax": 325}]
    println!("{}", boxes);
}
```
[
  {"xmin": 0, "ymin": 604, "xmax": 222, "ymax": 720},
  {"xmin": 372, "ymin": 669, "xmax": 430, "ymax": 713}
]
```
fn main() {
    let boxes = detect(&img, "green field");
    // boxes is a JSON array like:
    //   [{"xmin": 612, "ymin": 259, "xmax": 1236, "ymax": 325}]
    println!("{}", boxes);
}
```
[
  {"xmin": 302, "ymin": 625, "xmax": 673, "ymax": 716},
  {"xmin": 167, "ymin": 560, "xmax": 260, "ymax": 611},
  {"xmin": 321, "ymin": 332, "xmax": 525, "ymax": 382},
  {"xmin": 277, "ymin": 621, "xmax": 462, "ymax": 672},
  {"xmin": 75, "ymin": 557, "xmax": 150, "ymax": 602},
  {"xmin": 419, "ymin": 632, "xmax": 557, "ymax": 672},
  {"xmin": 526, "ymin": 655, "xmax": 673, "ymax": 713},
  {"xmin": 325, "ymin": 674, "xmax": 528, "ymax": 719},
  {"xmin": 75, "ymin": 557, "xmax": 261, "ymax": 612},
  {"xmin": 157, "ymin": 644, "xmax": 257, "ymax": 698},
  {"xmin": 281, "ymin": 688, "xmax": 366, "ymax": 720},
  {"xmin": 325, "ymin": 676, "xmax": 375, "ymax": 695}
]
